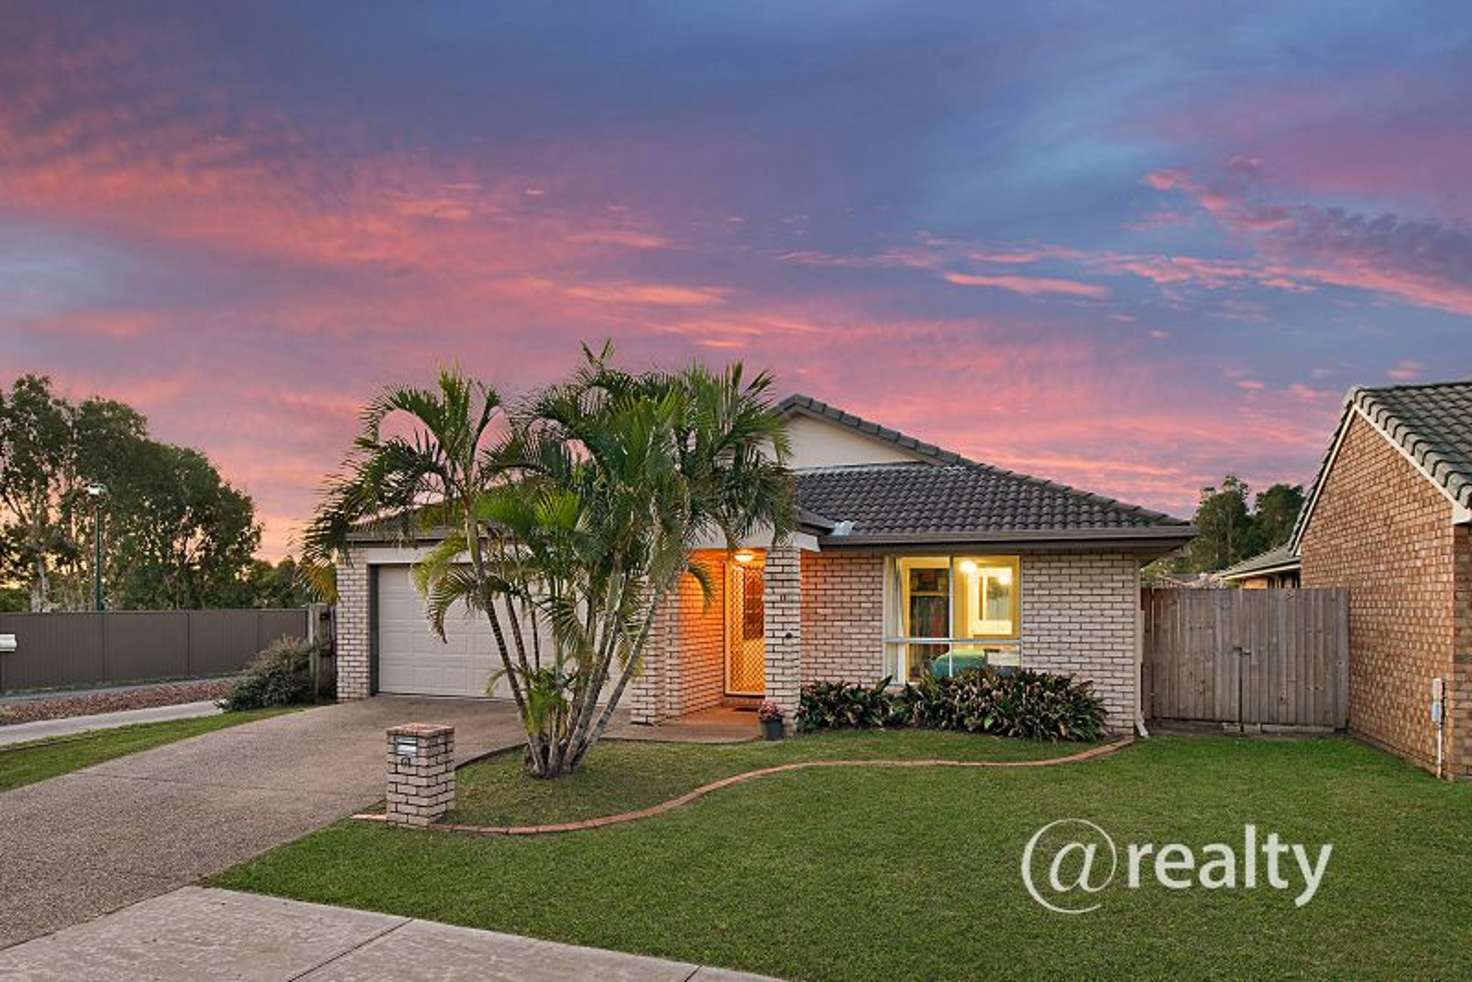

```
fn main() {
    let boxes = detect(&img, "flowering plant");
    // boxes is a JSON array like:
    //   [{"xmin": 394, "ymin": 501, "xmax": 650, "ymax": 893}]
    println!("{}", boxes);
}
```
[{"xmin": 757, "ymin": 699, "xmax": 784, "ymax": 722}]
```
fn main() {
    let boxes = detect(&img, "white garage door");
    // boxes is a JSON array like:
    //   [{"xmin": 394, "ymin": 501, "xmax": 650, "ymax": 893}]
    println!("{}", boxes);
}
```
[{"xmin": 376, "ymin": 565, "xmax": 547, "ymax": 698}]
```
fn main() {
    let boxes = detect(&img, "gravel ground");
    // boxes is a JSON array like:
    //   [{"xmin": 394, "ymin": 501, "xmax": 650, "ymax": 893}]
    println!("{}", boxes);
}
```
[{"xmin": 0, "ymin": 680, "xmax": 235, "ymax": 726}]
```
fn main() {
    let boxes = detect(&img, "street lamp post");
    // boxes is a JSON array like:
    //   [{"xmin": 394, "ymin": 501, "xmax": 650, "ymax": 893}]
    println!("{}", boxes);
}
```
[{"xmin": 85, "ymin": 483, "xmax": 107, "ymax": 612}]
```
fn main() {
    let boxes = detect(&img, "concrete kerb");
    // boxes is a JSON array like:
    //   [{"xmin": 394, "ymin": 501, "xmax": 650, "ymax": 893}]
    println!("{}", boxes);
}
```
[{"xmin": 353, "ymin": 736, "xmax": 1135, "ymax": 837}]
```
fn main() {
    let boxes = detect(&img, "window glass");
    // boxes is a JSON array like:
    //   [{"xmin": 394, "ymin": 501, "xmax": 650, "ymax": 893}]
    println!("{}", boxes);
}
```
[
  {"xmin": 897, "ymin": 557, "xmax": 949, "ymax": 638},
  {"xmin": 951, "ymin": 556, "xmax": 1019, "ymax": 640},
  {"xmin": 885, "ymin": 555, "xmax": 1022, "ymax": 683}
]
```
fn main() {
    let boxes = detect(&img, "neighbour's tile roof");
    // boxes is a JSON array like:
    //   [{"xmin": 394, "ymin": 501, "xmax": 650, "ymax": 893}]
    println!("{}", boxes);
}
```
[
  {"xmin": 1351, "ymin": 382, "xmax": 1472, "ymax": 506},
  {"xmin": 779, "ymin": 393, "xmax": 1191, "ymax": 544},
  {"xmin": 1217, "ymin": 544, "xmax": 1300, "ymax": 581},
  {"xmin": 1292, "ymin": 380, "xmax": 1472, "ymax": 548}
]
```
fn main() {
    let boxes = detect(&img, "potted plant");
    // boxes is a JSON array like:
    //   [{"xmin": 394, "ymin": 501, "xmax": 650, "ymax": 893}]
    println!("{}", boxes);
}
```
[{"xmin": 758, "ymin": 700, "xmax": 785, "ymax": 740}]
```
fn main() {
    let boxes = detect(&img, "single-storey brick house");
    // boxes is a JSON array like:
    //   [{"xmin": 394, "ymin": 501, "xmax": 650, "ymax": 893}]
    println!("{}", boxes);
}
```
[
  {"xmin": 1291, "ymin": 381, "xmax": 1472, "ymax": 779},
  {"xmin": 1218, "ymin": 545, "xmax": 1301, "ymax": 589},
  {"xmin": 335, "ymin": 396, "xmax": 1194, "ymax": 733}
]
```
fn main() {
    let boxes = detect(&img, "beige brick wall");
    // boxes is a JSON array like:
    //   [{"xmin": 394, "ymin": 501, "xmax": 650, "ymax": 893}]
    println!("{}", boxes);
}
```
[
  {"xmin": 1020, "ymin": 552, "xmax": 1140, "ymax": 732},
  {"xmin": 800, "ymin": 552, "xmax": 884, "ymax": 683},
  {"xmin": 1300, "ymin": 414, "xmax": 1467, "ymax": 778},
  {"xmin": 793, "ymin": 549, "xmax": 1140, "ymax": 732},
  {"xmin": 627, "ymin": 584, "xmax": 671, "ymax": 724},
  {"xmin": 673, "ymin": 553, "xmax": 725, "ymax": 716},
  {"xmin": 628, "ymin": 552, "xmax": 726, "ymax": 724},
  {"xmin": 633, "ymin": 545, "xmax": 1144, "ymax": 734},
  {"xmin": 336, "ymin": 552, "xmax": 371, "ymax": 700},
  {"xmin": 763, "ymin": 546, "xmax": 803, "ymax": 731}
]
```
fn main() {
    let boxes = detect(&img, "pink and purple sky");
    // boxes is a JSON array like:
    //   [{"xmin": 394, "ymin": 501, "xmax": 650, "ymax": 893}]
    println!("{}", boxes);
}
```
[{"xmin": 5, "ymin": 3, "xmax": 1471, "ymax": 558}]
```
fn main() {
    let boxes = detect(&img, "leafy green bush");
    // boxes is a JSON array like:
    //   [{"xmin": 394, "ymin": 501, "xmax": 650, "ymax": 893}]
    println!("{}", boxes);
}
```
[
  {"xmin": 796, "ymin": 667, "xmax": 1105, "ymax": 741},
  {"xmin": 221, "ymin": 636, "xmax": 317, "ymax": 711},
  {"xmin": 796, "ymin": 677, "xmax": 900, "ymax": 732},
  {"xmin": 901, "ymin": 667, "xmax": 1106, "ymax": 741}
]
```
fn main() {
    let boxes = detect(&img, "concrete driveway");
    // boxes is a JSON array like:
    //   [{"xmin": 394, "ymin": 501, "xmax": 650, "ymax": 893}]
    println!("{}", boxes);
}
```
[{"xmin": 0, "ymin": 697, "xmax": 529, "ymax": 951}]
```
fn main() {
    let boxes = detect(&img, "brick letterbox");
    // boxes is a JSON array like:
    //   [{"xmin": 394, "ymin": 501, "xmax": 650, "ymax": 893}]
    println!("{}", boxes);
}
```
[{"xmin": 385, "ymin": 723, "xmax": 455, "ymax": 826}]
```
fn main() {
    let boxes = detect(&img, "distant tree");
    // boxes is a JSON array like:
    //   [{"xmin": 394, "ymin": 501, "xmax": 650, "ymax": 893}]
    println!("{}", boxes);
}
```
[
  {"xmin": 52, "ymin": 396, "xmax": 151, "ymax": 610},
  {"xmin": 0, "ymin": 375, "xmax": 261, "ymax": 610},
  {"xmin": 235, "ymin": 557, "xmax": 316, "ymax": 608},
  {"xmin": 0, "ymin": 376, "xmax": 78, "ymax": 609},
  {"xmin": 1181, "ymin": 475, "xmax": 1306, "ymax": 573},
  {"xmin": 1185, "ymin": 475, "xmax": 1254, "ymax": 572},
  {"xmin": 103, "ymin": 442, "xmax": 261, "ymax": 609},
  {"xmin": 1252, "ymin": 483, "xmax": 1304, "ymax": 550}
]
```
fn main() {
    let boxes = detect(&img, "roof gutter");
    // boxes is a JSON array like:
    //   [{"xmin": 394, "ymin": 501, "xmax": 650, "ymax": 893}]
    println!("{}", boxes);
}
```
[
  {"xmin": 815, "ymin": 525, "xmax": 1196, "ymax": 553},
  {"xmin": 1218, "ymin": 560, "xmax": 1301, "ymax": 582}
]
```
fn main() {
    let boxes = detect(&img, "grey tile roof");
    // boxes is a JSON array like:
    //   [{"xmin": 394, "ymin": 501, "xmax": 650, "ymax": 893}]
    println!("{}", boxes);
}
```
[
  {"xmin": 780, "ymin": 394, "xmax": 1192, "ymax": 544},
  {"xmin": 1353, "ymin": 382, "xmax": 1472, "ymax": 506},
  {"xmin": 795, "ymin": 464, "xmax": 1191, "ymax": 543},
  {"xmin": 1293, "ymin": 380, "xmax": 1472, "ymax": 547},
  {"xmin": 1218, "ymin": 544, "xmax": 1299, "ymax": 580}
]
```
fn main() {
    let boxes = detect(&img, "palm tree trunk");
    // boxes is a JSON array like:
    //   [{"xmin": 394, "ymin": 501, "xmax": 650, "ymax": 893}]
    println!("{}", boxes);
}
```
[
  {"xmin": 560, "ymin": 567, "xmax": 635, "ymax": 771},
  {"xmin": 569, "ymin": 576, "xmax": 673, "ymax": 769},
  {"xmin": 462, "ymin": 516, "xmax": 549, "ymax": 774}
]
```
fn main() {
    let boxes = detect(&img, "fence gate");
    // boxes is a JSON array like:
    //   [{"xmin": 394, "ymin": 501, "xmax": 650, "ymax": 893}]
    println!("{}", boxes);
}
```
[{"xmin": 1142, "ymin": 588, "xmax": 1348, "ymax": 730}]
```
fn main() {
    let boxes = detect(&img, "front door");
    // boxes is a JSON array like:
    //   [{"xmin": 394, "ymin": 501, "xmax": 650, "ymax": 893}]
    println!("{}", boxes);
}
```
[{"xmin": 725, "ymin": 560, "xmax": 766, "ymax": 695}]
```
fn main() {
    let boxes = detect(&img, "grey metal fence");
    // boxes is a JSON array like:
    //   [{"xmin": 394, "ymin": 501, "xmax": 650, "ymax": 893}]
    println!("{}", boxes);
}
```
[{"xmin": 0, "ymin": 608, "xmax": 310, "ymax": 693}]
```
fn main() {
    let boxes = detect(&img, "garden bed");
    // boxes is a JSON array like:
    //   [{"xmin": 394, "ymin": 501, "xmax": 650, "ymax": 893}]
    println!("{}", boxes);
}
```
[{"xmin": 0, "ymin": 678, "xmax": 235, "ymax": 726}]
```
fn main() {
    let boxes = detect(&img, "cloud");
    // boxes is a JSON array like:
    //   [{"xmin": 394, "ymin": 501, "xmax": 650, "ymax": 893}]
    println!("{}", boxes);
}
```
[
  {"xmin": 1386, "ymin": 360, "xmax": 1423, "ymax": 382},
  {"xmin": 941, "ymin": 271, "xmax": 1110, "ymax": 299},
  {"xmin": 1143, "ymin": 158, "xmax": 1472, "ymax": 316},
  {"xmin": 563, "ymin": 282, "xmax": 729, "ymax": 306}
]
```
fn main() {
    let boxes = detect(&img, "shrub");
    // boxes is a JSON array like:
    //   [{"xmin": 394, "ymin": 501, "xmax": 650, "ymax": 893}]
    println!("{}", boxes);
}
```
[
  {"xmin": 221, "ymin": 636, "xmax": 317, "ymax": 711},
  {"xmin": 900, "ymin": 667, "xmax": 1106, "ymax": 742},
  {"xmin": 796, "ymin": 677, "xmax": 899, "ymax": 732}
]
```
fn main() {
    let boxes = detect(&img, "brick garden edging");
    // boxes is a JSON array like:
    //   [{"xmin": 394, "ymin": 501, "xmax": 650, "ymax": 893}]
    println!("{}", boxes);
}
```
[{"xmin": 353, "ymin": 736, "xmax": 1134, "ymax": 837}]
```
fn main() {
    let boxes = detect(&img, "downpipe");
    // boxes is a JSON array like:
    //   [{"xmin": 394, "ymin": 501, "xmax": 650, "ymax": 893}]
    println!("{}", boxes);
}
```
[{"xmin": 1431, "ymin": 677, "xmax": 1445, "ymax": 780}]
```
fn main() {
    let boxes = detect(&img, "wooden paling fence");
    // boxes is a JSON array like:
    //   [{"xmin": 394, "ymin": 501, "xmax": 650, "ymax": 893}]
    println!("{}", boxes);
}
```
[{"xmin": 1142, "ymin": 588, "xmax": 1348, "ymax": 730}]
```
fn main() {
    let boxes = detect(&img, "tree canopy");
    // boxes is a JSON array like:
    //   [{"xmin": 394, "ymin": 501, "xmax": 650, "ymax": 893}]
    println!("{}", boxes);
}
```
[
  {"xmin": 1165, "ymin": 474, "xmax": 1305, "ymax": 575},
  {"xmin": 0, "ymin": 374, "xmax": 287, "ymax": 610}
]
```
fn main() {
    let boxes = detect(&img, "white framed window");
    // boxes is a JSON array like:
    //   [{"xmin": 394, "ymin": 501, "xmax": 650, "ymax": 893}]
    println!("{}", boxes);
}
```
[{"xmin": 883, "ymin": 555, "xmax": 1021, "ymax": 683}]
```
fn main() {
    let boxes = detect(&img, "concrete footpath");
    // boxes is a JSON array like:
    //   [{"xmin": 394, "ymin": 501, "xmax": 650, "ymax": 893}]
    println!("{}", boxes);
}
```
[
  {"xmin": 0, "ymin": 887, "xmax": 772, "ymax": 981},
  {"xmin": 0, "ymin": 700, "xmax": 223, "ymax": 746}
]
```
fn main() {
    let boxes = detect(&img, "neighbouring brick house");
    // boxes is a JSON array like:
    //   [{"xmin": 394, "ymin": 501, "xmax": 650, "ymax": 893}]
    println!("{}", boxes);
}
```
[
  {"xmin": 335, "ymin": 395, "xmax": 1194, "ymax": 734},
  {"xmin": 1291, "ymin": 381, "xmax": 1472, "ymax": 779},
  {"xmin": 1218, "ymin": 544, "xmax": 1301, "ymax": 589}
]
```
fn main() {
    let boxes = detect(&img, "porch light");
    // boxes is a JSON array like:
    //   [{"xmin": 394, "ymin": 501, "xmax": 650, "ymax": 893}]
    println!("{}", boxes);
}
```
[
  {"xmin": 958, "ymin": 559, "xmax": 978, "ymax": 574},
  {"xmin": 733, "ymin": 549, "xmax": 756, "ymax": 565}
]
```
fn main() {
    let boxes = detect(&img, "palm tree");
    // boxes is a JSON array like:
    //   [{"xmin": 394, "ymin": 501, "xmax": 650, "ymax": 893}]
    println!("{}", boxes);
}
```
[{"xmin": 305, "ymin": 346, "xmax": 794, "ymax": 777}]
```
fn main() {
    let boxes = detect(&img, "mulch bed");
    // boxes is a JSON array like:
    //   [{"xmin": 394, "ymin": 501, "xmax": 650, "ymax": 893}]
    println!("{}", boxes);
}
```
[{"xmin": 0, "ymin": 679, "xmax": 234, "ymax": 726}]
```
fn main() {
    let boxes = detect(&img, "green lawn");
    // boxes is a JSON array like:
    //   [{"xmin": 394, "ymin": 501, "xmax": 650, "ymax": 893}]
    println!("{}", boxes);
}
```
[
  {"xmin": 451, "ymin": 729, "xmax": 1082, "ymax": 827},
  {"xmin": 0, "ymin": 708, "xmax": 296, "ymax": 792},
  {"xmin": 213, "ymin": 734, "xmax": 1472, "ymax": 980}
]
